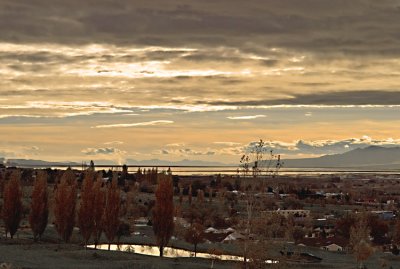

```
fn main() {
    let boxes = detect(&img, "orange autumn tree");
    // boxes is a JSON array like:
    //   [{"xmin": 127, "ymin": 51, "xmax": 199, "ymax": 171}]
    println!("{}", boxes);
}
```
[
  {"xmin": 93, "ymin": 174, "xmax": 106, "ymax": 248},
  {"xmin": 29, "ymin": 170, "xmax": 49, "ymax": 241},
  {"xmin": 78, "ymin": 170, "xmax": 96, "ymax": 248},
  {"xmin": 350, "ymin": 215, "xmax": 373, "ymax": 269},
  {"xmin": 53, "ymin": 168, "xmax": 77, "ymax": 242},
  {"xmin": 103, "ymin": 173, "xmax": 120, "ymax": 250},
  {"xmin": 0, "ymin": 171, "xmax": 4, "ymax": 198},
  {"xmin": 153, "ymin": 174, "xmax": 174, "ymax": 257},
  {"xmin": 2, "ymin": 170, "xmax": 23, "ymax": 238}
]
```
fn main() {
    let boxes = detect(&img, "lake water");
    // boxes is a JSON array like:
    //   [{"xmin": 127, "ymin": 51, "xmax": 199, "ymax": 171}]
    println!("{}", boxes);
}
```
[
  {"xmin": 14, "ymin": 164, "xmax": 400, "ymax": 176},
  {"xmin": 87, "ymin": 243, "xmax": 278, "ymax": 264},
  {"xmin": 87, "ymin": 243, "xmax": 243, "ymax": 261}
]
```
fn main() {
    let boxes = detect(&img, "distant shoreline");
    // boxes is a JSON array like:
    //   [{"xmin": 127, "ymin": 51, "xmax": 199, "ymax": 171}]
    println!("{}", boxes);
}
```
[{"xmin": 5, "ymin": 165, "xmax": 400, "ymax": 176}]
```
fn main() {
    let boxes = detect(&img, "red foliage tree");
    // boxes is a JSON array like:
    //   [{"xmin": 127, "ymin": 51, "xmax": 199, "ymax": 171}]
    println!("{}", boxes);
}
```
[
  {"xmin": 335, "ymin": 213, "xmax": 357, "ymax": 238},
  {"xmin": 78, "ymin": 170, "xmax": 96, "ymax": 248},
  {"xmin": 53, "ymin": 168, "xmax": 77, "ymax": 242},
  {"xmin": 93, "ymin": 174, "xmax": 106, "ymax": 248},
  {"xmin": 2, "ymin": 170, "xmax": 23, "ymax": 238},
  {"xmin": 0, "ymin": 171, "xmax": 4, "ymax": 198},
  {"xmin": 153, "ymin": 174, "xmax": 174, "ymax": 257},
  {"xmin": 29, "ymin": 170, "xmax": 49, "ymax": 241},
  {"xmin": 103, "ymin": 174, "xmax": 120, "ymax": 250},
  {"xmin": 367, "ymin": 214, "xmax": 389, "ymax": 244}
]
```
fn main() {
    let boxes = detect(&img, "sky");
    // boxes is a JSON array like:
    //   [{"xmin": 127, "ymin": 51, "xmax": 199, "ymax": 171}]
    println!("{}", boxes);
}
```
[{"xmin": 1, "ymin": 0, "xmax": 400, "ymax": 164}]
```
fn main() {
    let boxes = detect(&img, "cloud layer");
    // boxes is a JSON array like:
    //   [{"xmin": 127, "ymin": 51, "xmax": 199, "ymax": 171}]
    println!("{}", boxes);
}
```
[
  {"xmin": 1, "ymin": 1, "xmax": 400, "ymax": 163},
  {"xmin": 93, "ymin": 120, "xmax": 174, "ymax": 128},
  {"xmin": 1, "ymin": 1, "xmax": 400, "ymax": 57},
  {"xmin": 245, "ymin": 136, "xmax": 400, "ymax": 157}
]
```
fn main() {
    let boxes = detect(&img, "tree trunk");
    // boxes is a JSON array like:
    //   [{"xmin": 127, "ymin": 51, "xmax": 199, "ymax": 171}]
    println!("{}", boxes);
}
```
[
  {"xmin": 159, "ymin": 245, "xmax": 164, "ymax": 257},
  {"xmin": 243, "ymin": 240, "xmax": 248, "ymax": 269},
  {"xmin": 108, "ymin": 243, "xmax": 111, "ymax": 251},
  {"xmin": 194, "ymin": 244, "xmax": 197, "ymax": 257}
]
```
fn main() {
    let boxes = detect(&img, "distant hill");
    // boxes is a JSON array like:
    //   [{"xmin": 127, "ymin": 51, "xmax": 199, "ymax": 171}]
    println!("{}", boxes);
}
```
[
  {"xmin": 126, "ymin": 158, "xmax": 230, "ymax": 166},
  {"xmin": 4, "ymin": 146, "xmax": 400, "ymax": 169},
  {"xmin": 282, "ymin": 146, "xmax": 400, "ymax": 169},
  {"xmin": 5, "ymin": 159, "xmax": 80, "ymax": 167},
  {"xmin": 2, "ymin": 158, "xmax": 230, "ymax": 167}
]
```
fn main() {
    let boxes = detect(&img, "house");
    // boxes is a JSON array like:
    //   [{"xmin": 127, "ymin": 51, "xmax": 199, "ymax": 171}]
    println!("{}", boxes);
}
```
[
  {"xmin": 298, "ymin": 236, "xmax": 349, "ymax": 252},
  {"xmin": 204, "ymin": 231, "xmax": 230, "ymax": 243},
  {"xmin": 205, "ymin": 227, "xmax": 219, "ymax": 233},
  {"xmin": 322, "ymin": 243, "xmax": 344, "ymax": 252},
  {"xmin": 273, "ymin": 209, "xmax": 310, "ymax": 218},
  {"xmin": 224, "ymin": 227, "xmax": 235, "ymax": 233},
  {"xmin": 371, "ymin": 210, "xmax": 395, "ymax": 220},
  {"xmin": 223, "ymin": 231, "xmax": 245, "ymax": 243},
  {"xmin": 134, "ymin": 217, "xmax": 149, "ymax": 226},
  {"xmin": 174, "ymin": 217, "xmax": 190, "ymax": 228}
]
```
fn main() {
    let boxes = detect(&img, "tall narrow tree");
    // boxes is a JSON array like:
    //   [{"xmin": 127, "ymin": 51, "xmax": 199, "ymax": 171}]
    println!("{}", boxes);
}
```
[
  {"xmin": 78, "ymin": 170, "xmax": 96, "ymax": 248},
  {"xmin": 350, "ymin": 215, "xmax": 373, "ymax": 269},
  {"xmin": 29, "ymin": 170, "xmax": 49, "ymax": 241},
  {"xmin": 53, "ymin": 168, "xmax": 77, "ymax": 242},
  {"xmin": 93, "ymin": 174, "xmax": 106, "ymax": 248},
  {"xmin": 153, "ymin": 174, "xmax": 174, "ymax": 257},
  {"xmin": 2, "ymin": 170, "xmax": 23, "ymax": 238},
  {"xmin": 0, "ymin": 171, "xmax": 4, "ymax": 198},
  {"xmin": 103, "ymin": 173, "xmax": 120, "ymax": 250},
  {"xmin": 188, "ymin": 185, "xmax": 192, "ymax": 205}
]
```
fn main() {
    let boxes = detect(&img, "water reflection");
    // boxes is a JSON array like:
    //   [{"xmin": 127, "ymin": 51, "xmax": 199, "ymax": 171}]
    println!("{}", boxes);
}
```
[{"xmin": 87, "ymin": 244, "xmax": 244, "ymax": 261}]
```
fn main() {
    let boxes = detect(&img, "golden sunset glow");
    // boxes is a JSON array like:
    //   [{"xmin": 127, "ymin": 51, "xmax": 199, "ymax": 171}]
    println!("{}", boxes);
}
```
[{"xmin": 1, "ymin": 1, "xmax": 400, "ymax": 164}]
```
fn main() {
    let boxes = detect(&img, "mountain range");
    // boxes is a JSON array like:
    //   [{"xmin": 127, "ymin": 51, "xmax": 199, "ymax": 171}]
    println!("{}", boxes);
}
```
[
  {"xmin": 2, "ymin": 146, "xmax": 400, "ymax": 169},
  {"xmin": 281, "ymin": 145, "xmax": 400, "ymax": 169},
  {"xmin": 2, "ymin": 158, "xmax": 228, "ymax": 167},
  {"xmin": 4, "ymin": 159, "xmax": 81, "ymax": 167},
  {"xmin": 125, "ymin": 158, "xmax": 228, "ymax": 166}
]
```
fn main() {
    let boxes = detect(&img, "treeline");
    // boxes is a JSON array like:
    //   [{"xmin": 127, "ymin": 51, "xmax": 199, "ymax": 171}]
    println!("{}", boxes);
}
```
[{"xmin": 0, "ymin": 168, "xmax": 175, "ymax": 256}]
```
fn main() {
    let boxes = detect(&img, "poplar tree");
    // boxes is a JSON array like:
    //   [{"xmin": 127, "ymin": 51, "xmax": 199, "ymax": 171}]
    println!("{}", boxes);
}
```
[
  {"xmin": 103, "ymin": 173, "xmax": 120, "ymax": 250},
  {"xmin": 350, "ymin": 216, "xmax": 373, "ymax": 269},
  {"xmin": 2, "ymin": 170, "xmax": 23, "ymax": 238},
  {"xmin": 153, "ymin": 174, "xmax": 174, "ymax": 257},
  {"xmin": 78, "ymin": 170, "xmax": 96, "ymax": 248},
  {"xmin": 53, "ymin": 168, "xmax": 77, "ymax": 242},
  {"xmin": 29, "ymin": 170, "xmax": 49, "ymax": 241},
  {"xmin": 93, "ymin": 174, "xmax": 106, "ymax": 248}
]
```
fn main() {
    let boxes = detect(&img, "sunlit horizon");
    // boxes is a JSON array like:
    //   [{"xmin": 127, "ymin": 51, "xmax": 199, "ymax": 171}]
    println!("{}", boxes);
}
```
[{"xmin": 1, "ymin": 1, "xmax": 400, "ymax": 164}]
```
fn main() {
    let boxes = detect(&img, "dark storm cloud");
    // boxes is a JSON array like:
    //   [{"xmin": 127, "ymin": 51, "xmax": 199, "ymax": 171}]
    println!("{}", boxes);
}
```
[
  {"xmin": 198, "ymin": 90, "xmax": 400, "ymax": 106},
  {"xmin": 259, "ymin": 59, "xmax": 279, "ymax": 67},
  {"xmin": 182, "ymin": 53, "xmax": 243, "ymax": 63},
  {"xmin": 1, "ymin": 0, "xmax": 400, "ymax": 57}
]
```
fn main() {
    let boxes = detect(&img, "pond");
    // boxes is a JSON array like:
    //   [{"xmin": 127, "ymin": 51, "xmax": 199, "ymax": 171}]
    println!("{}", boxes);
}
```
[
  {"xmin": 87, "ymin": 243, "xmax": 277, "ymax": 263},
  {"xmin": 87, "ymin": 244, "xmax": 242, "ymax": 261}
]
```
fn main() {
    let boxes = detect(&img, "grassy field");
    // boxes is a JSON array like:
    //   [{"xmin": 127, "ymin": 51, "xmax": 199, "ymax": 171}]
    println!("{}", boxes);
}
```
[{"xmin": 2, "ymin": 223, "xmax": 400, "ymax": 269}]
